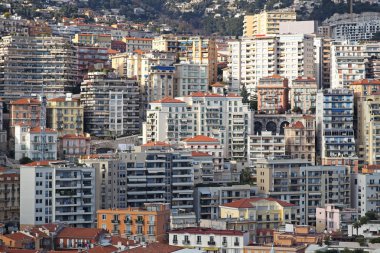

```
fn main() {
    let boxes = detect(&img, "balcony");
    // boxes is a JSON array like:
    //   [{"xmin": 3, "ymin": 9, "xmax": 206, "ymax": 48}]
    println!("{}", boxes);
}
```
[
  {"xmin": 172, "ymin": 240, "xmax": 178, "ymax": 245},
  {"xmin": 111, "ymin": 219, "xmax": 119, "ymax": 224},
  {"xmin": 208, "ymin": 241, "xmax": 216, "ymax": 246},
  {"xmin": 135, "ymin": 219, "xmax": 144, "ymax": 224},
  {"xmin": 124, "ymin": 219, "xmax": 132, "ymax": 224},
  {"xmin": 182, "ymin": 240, "xmax": 190, "ymax": 245},
  {"xmin": 222, "ymin": 242, "xmax": 228, "ymax": 247},
  {"xmin": 234, "ymin": 242, "xmax": 240, "ymax": 246}
]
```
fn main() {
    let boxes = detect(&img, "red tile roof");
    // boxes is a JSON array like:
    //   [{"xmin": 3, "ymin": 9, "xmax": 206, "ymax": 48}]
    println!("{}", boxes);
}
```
[
  {"xmin": 351, "ymin": 79, "xmax": 380, "ymax": 85},
  {"xmin": 151, "ymin": 97, "xmax": 185, "ymax": 104},
  {"xmin": 109, "ymin": 236, "xmax": 137, "ymax": 247},
  {"xmin": 285, "ymin": 121, "xmax": 304, "ymax": 129},
  {"xmin": 221, "ymin": 197, "xmax": 295, "ymax": 208},
  {"xmin": 189, "ymin": 92, "xmax": 223, "ymax": 97},
  {"xmin": 191, "ymin": 151, "xmax": 212, "ymax": 157},
  {"xmin": 184, "ymin": 135, "xmax": 219, "ymax": 143},
  {"xmin": 57, "ymin": 227, "xmax": 105, "ymax": 239},
  {"xmin": 23, "ymin": 161, "xmax": 54, "ymax": 167},
  {"xmin": 170, "ymin": 227, "xmax": 245, "ymax": 236},
  {"xmin": 3, "ymin": 232, "xmax": 34, "ymax": 241},
  {"xmin": 141, "ymin": 141, "xmax": 170, "ymax": 147},
  {"xmin": 126, "ymin": 243, "xmax": 182, "ymax": 253},
  {"xmin": 10, "ymin": 98, "xmax": 41, "ymax": 105},
  {"xmin": 88, "ymin": 245, "xmax": 118, "ymax": 253},
  {"xmin": 107, "ymin": 49, "xmax": 118, "ymax": 55},
  {"xmin": 211, "ymin": 82, "xmax": 225, "ymax": 88},
  {"xmin": 61, "ymin": 134, "xmax": 89, "ymax": 139},
  {"xmin": 30, "ymin": 127, "xmax": 57, "ymax": 133}
]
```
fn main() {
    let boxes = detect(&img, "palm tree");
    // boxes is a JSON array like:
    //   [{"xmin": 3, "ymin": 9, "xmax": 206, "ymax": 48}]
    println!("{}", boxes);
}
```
[{"xmin": 353, "ymin": 220, "xmax": 361, "ymax": 236}]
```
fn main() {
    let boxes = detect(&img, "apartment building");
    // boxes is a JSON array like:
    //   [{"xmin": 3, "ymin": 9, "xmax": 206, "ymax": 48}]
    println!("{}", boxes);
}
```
[
  {"xmin": 0, "ymin": 172, "xmax": 20, "ymax": 228},
  {"xmin": 122, "ymin": 37, "xmax": 153, "ymax": 53},
  {"xmin": 9, "ymin": 98, "xmax": 41, "ymax": 129},
  {"xmin": 174, "ymin": 63, "xmax": 209, "ymax": 96},
  {"xmin": 47, "ymin": 94, "xmax": 84, "ymax": 136},
  {"xmin": 257, "ymin": 75, "xmax": 289, "ymax": 113},
  {"xmin": 58, "ymin": 134, "xmax": 91, "ymax": 161},
  {"xmin": 256, "ymin": 157, "xmax": 350, "ymax": 226},
  {"xmin": 144, "ymin": 92, "xmax": 249, "ymax": 161},
  {"xmin": 169, "ymin": 227, "xmax": 249, "ymax": 253},
  {"xmin": 0, "ymin": 18, "xmax": 29, "ymax": 36},
  {"xmin": 350, "ymin": 79, "xmax": 380, "ymax": 97},
  {"xmin": 322, "ymin": 12, "xmax": 380, "ymax": 42},
  {"xmin": 80, "ymin": 72, "xmax": 141, "ymax": 137},
  {"xmin": 191, "ymin": 151, "xmax": 214, "ymax": 185},
  {"xmin": 152, "ymin": 35, "xmax": 179, "ymax": 52},
  {"xmin": 314, "ymin": 38, "xmax": 332, "ymax": 89},
  {"xmin": 72, "ymin": 33, "xmax": 111, "ymax": 48},
  {"xmin": 0, "ymin": 100, "xmax": 6, "ymax": 153},
  {"xmin": 284, "ymin": 116, "xmax": 316, "ymax": 165},
  {"xmin": 243, "ymin": 9, "xmax": 296, "ymax": 36},
  {"xmin": 247, "ymin": 131, "xmax": 285, "ymax": 167},
  {"xmin": 76, "ymin": 46, "xmax": 109, "ymax": 80},
  {"xmin": 0, "ymin": 36, "xmax": 78, "ymax": 98},
  {"xmin": 97, "ymin": 203, "xmax": 170, "ymax": 242},
  {"xmin": 145, "ymin": 66, "xmax": 175, "ymax": 103},
  {"xmin": 194, "ymin": 185, "xmax": 251, "ymax": 220},
  {"xmin": 14, "ymin": 125, "xmax": 58, "ymax": 161},
  {"xmin": 330, "ymin": 42, "xmax": 367, "ymax": 89},
  {"xmin": 356, "ymin": 94, "xmax": 380, "ymax": 165},
  {"xmin": 316, "ymin": 204, "xmax": 358, "ymax": 234},
  {"xmin": 20, "ymin": 161, "xmax": 96, "ymax": 228},
  {"xmin": 229, "ymin": 34, "xmax": 314, "ymax": 93},
  {"xmin": 316, "ymin": 89, "xmax": 358, "ymax": 168},
  {"xmin": 220, "ymin": 197, "xmax": 296, "ymax": 244},
  {"xmin": 290, "ymin": 77, "xmax": 318, "ymax": 114},
  {"xmin": 355, "ymin": 173, "xmax": 380, "ymax": 216}
]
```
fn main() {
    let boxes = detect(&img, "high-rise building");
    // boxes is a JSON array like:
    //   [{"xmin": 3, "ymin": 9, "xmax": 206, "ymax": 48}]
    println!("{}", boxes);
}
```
[
  {"xmin": 80, "ymin": 72, "xmax": 141, "ymax": 137},
  {"xmin": 0, "ymin": 36, "xmax": 78, "ymax": 98},
  {"xmin": 0, "ymin": 171, "xmax": 20, "ymax": 229},
  {"xmin": 290, "ymin": 77, "xmax": 318, "ymax": 114},
  {"xmin": 355, "ymin": 173, "xmax": 380, "ymax": 216},
  {"xmin": 122, "ymin": 37, "xmax": 153, "ymax": 53},
  {"xmin": 316, "ymin": 89, "xmax": 358, "ymax": 168},
  {"xmin": 257, "ymin": 75, "xmax": 289, "ymax": 113},
  {"xmin": 256, "ymin": 157, "xmax": 350, "ymax": 226},
  {"xmin": 20, "ymin": 161, "xmax": 96, "ymax": 228},
  {"xmin": 228, "ymin": 34, "xmax": 314, "ymax": 93},
  {"xmin": 143, "ymin": 92, "xmax": 249, "ymax": 161},
  {"xmin": 174, "ymin": 63, "xmax": 209, "ymax": 97},
  {"xmin": 243, "ymin": 9, "xmax": 296, "ymax": 36},
  {"xmin": 72, "ymin": 33, "xmax": 111, "ymax": 48},
  {"xmin": 47, "ymin": 93, "xmax": 84, "ymax": 137}
]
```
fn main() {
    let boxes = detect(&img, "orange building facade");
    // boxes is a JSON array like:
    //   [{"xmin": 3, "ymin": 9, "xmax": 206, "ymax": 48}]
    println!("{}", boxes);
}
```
[
  {"xmin": 97, "ymin": 203, "xmax": 170, "ymax": 243},
  {"xmin": 257, "ymin": 75, "xmax": 289, "ymax": 114}
]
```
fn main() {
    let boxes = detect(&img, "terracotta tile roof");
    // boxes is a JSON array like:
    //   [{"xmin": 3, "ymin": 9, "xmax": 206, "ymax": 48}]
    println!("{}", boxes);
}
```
[
  {"xmin": 107, "ymin": 49, "xmax": 118, "ymax": 55},
  {"xmin": 141, "ymin": 141, "xmax": 170, "ymax": 147},
  {"xmin": 126, "ymin": 243, "xmax": 182, "ymax": 253},
  {"xmin": 211, "ymin": 82, "xmax": 225, "ymax": 87},
  {"xmin": 170, "ymin": 227, "xmax": 245, "ymax": 236},
  {"xmin": 226, "ymin": 93, "xmax": 241, "ymax": 98},
  {"xmin": 191, "ymin": 151, "xmax": 212, "ymax": 157},
  {"xmin": 57, "ymin": 227, "xmax": 105, "ymax": 239},
  {"xmin": 10, "ymin": 98, "xmax": 41, "ymax": 105},
  {"xmin": 285, "ymin": 121, "xmax": 304, "ymax": 129},
  {"xmin": 88, "ymin": 245, "xmax": 118, "ymax": 253},
  {"xmin": 221, "ymin": 197, "xmax": 295, "ymax": 208},
  {"xmin": 351, "ymin": 79, "xmax": 380, "ymax": 85},
  {"xmin": 3, "ymin": 232, "xmax": 34, "ymax": 241},
  {"xmin": 109, "ymin": 236, "xmax": 137, "ymax": 247},
  {"xmin": 30, "ymin": 127, "xmax": 57, "ymax": 133},
  {"xmin": 151, "ymin": 97, "xmax": 185, "ymax": 104},
  {"xmin": 133, "ymin": 49, "xmax": 144, "ymax": 55},
  {"xmin": 22, "ymin": 161, "xmax": 54, "ymax": 167},
  {"xmin": 302, "ymin": 115, "xmax": 315, "ymax": 119},
  {"xmin": 262, "ymin": 74, "xmax": 284, "ymax": 79},
  {"xmin": 183, "ymin": 135, "xmax": 219, "ymax": 143},
  {"xmin": 61, "ymin": 134, "xmax": 89, "ymax": 139},
  {"xmin": 48, "ymin": 97, "xmax": 80, "ymax": 102}
]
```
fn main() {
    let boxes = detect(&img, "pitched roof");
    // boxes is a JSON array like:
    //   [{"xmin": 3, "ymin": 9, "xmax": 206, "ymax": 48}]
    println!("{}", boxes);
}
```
[
  {"xmin": 88, "ymin": 245, "xmax": 118, "ymax": 253},
  {"xmin": 109, "ymin": 236, "xmax": 137, "ymax": 247},
  {"xmin": 107, "ymin": 49, "xmax": 118, "ymax": 55},
  {"xmin": 10, "ymin": 98, "xmax": 40, "ymax": 105},
  {"xmin": 151, "ymin": 97, "xmax": 185, "ymax": 104},
  {"xmin": 57, "ymin": 227, "xmax": 105, "ymax": 239},
  {"xmin": 126, "ymin": 243, "xmax": 182, "ymax": 253},
  {"xmin": 170, "ymin": 227, "xmax": 245, "ymax": 236},
  {"xmin": 23, "ymin": 161, "xmax": 53, "ymax": 167},
  {"xmin": 183, "ymin": 135, "xmax": 219, "ymax": 143},
  {"xmin": 221, "ymin": 197, "xmax": 295, "ymax": 208},
  {"xmin": 30, "ymin": 127, "xmax": 57, "ymax": 133},
  {"xmin": 141, "ymin": 141, "xmax": 170, "ymax": 147},
  {"xmin": 285, "ymin": 121, "xmax": 304, "ymax": 129},
  {"xmin": 3, "ymin": 232, "xmax": 34, "ymax": 241},
  {"xmin": 191, "ymin": 151, "xmax": 212, "ymax": 157},
  {"xmin": 211, "ymin": 82, "xmax": 225, "ymax": 87}
]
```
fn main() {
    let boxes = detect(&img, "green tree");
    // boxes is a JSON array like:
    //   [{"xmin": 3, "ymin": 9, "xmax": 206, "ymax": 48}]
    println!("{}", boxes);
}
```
[
  {"xmin": 19, "ymin": 157, "xmax": 33, "ymax": 165},
  {"xmin": 241, "ymin": 84, "xmax": 250, "ymax": 104},
  {"xmin": 240, "ymin": 168, "xmax": 253, "ymax": 185},
  {"xmin": 359, "ymin": 216, "xmax": 368, "ymax": 225},
  {"xmin": 365, "ymin": 211, "xmax": 378, "ymax": 220},
  {"xmin": 352, "ymin": 220, "xmax": 361, "ymax": 235}
]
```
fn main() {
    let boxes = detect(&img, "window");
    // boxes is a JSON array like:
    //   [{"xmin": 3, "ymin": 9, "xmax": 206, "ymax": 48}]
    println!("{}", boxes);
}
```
[
  {"xmin": 173, "ymin": 235, "xmax": 178, "ymax": 244},
  {"xmin": 102, "ymin": 214, "xmax": 107, "ymax": 220},
  {"xmin": 197, "ymin": 236, "xmax": 201, "ymax": 244}
]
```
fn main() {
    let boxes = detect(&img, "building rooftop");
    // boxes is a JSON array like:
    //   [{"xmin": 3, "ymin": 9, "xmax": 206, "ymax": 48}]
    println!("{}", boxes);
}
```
[
  {"xmin": 183, "ymin": 135, "xmax": 219, "ymax": 143},
  {"xmin": 221, "ymin": 197, "xmax": 295, "ymax": 208},
  {"xmin": 57, "ymin": 227, "xmax": 105, "ymax": 239},
  {"xmin": 126, "ymin": 242, "xmax": 182, "ymax": 253},
  {"xmin": 191, "ymin": 151, "xmax": 212, "ymax": 157},
  {"xmin": 151, "ymin": 97, "xmax": 185, "ymax": 104},
  {"xmin": 350, "ymin": 79, "xmax": 380, "ymax": 85},
  {"xmin": 2, "ymin": 232, "xmax": 34, "ymax": 241},
  {"xmin": 170, "ymin": 227, "xmax": 245, "ymax": 236},
  {"xmin": 10, "ymin": 98, "xmax": 41, "ymax": 105},
  {"xmin": 30, "ymin": 127, "xmax": 57, "ymax": 134},
  {"xmin": 141, "ymin": 141, "xmax": 170, "ymax": 147}
]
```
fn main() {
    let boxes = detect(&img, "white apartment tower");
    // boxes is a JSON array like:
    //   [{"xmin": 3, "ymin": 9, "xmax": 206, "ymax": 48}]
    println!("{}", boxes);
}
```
[{"xmin": 20, "ymin": 161, "xmax": 96, "ymax": 228}]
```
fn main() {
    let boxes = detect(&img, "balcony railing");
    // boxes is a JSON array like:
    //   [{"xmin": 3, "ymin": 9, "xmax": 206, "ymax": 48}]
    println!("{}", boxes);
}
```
[
  {"xmin": 208, "ymin": 241, "xmax": 216, "ymax": 246},
  {"xmin": 182, "ymin": 240, "xmax": 190, "ymax": 245}
]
